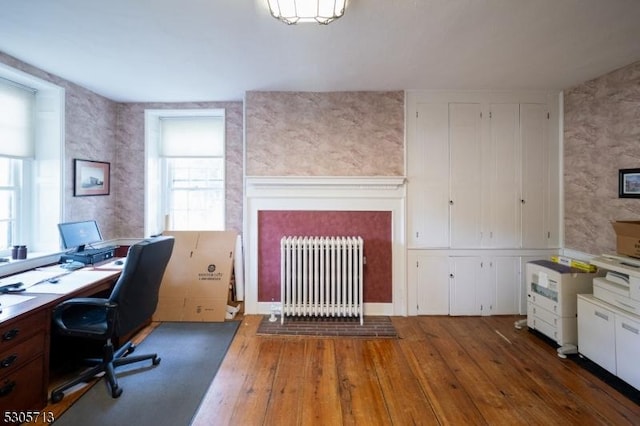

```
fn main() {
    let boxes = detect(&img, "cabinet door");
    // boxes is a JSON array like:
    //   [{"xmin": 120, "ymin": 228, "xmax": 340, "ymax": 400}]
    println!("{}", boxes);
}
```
[
  {"xmin": 450, "ymin": 103, "xmax": 482, "ymax": 248},
  {"xmin": 410, "ymin": 253, "xmax": 450, "ymax": 315},
  {"xmin": 487, "ymin": 104, "xmax": 520, "ymax": 248},
  {"xmin": 577, "ymin": 297, "xmax": 616, "ymax": 374},
  {"xmin": 616, "ymin": 314, "xmax": 640, "ymax": 389},
  {"xmin": 485, "ymin": 256, "xmax": 520, "ymax": 315},
  {"xmin": 407, "ymin": 103, "xmax": 450, "ymax": 248},
  {"xmin": 449, "ymin": 256, "xmax": 482, "ymax": 315},
  {"xmin": 521, "ymin": 103, "xmax": 549, "ymax": 248}
]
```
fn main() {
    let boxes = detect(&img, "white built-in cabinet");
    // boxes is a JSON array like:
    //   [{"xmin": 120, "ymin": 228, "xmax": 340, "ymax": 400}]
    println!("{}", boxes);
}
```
[
  {"xmin": 408, "ymin": 251, "xmax": 538, "ymax": 316},
  {"xmin": 406, "ymin": 91, "xmax": 560, "ymax": 316},
  {"xmin": 577, "ymin": 294, "xmax": 640, "ymax": 390}
]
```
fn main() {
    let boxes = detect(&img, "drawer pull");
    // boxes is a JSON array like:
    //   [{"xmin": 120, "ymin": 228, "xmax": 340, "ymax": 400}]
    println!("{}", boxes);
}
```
[
  {"xmin": 616, "ymin": 300, "xmax": 637, "ymax": 311},
  {"xmin": 622, "ymin": 323, "xmax": 639, "ymax": 335},
  {"xmin": 2, "ymin": 329, "xmax": 19, "ymax": 341},
  {"xmin": 594, "ymin": 311, "xmax": 609, "ymax": 321},
  {"xmin": 0, "ymin": 355, "xmax": 17, "ymax": 369},
  {"xmin": 0, "ymin": 381, "xmax": 15, "ymax": 397}
]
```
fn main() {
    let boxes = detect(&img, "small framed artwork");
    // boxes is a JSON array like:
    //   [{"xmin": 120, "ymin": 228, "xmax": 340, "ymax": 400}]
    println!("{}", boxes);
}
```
[
  {"xmin": 74, "ymin": 159, "xmax": 111, "ymax": 196},
  {"xmin": 618, "ymin": 168, "xmax": 640, "ymax": 198}
]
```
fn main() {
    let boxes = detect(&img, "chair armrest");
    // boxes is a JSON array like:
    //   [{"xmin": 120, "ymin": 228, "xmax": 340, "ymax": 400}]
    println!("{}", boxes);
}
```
[{"xmin": 53, "ymin": 298, "xmax": 118, "ymax": 337}]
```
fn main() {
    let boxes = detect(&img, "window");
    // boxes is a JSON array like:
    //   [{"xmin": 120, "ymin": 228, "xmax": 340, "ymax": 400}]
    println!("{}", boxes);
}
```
[
  {"xmin": 0, "ymin": 65, "xmax": 64, "ymax": 256},
  {"xmin": 0, "ymin": 158, "xmax": 22, "ymax": 249},
  {"xmin": 145, "ymin": 110, "xmax": 225, "ymax": 235},
  {"xmin": 0, "ymin": 77, "xmax": 33, "ymax": 252}
]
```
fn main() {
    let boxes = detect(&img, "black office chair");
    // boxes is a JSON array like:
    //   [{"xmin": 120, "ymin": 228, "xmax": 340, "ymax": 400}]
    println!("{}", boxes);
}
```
[{"xmin": 50, "ymin": 235, "xmax": 175, "ymax": 403}]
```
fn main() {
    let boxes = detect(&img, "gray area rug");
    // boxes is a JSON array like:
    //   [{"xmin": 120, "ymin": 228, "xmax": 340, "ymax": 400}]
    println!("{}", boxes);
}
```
[{"xmin": 54, "ymin": 321, "xmax": 240, "ymax": 426}]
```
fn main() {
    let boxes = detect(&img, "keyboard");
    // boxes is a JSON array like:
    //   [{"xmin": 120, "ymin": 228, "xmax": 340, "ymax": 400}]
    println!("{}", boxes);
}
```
[{"xmin": 76, "ymin": 246, "xmax": 116, "ymax": 257}]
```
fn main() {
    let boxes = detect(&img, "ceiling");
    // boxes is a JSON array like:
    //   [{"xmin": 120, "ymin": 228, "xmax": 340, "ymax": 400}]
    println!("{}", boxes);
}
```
[{"xmin": 1, "ymin": 0, "xmax": 639, "ymax": 103}]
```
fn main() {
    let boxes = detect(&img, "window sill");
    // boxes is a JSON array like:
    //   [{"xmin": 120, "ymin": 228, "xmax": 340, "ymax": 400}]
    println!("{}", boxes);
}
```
[{"xmin": 0, "ymin": 251, "xmax": 65, "ymax": 278}]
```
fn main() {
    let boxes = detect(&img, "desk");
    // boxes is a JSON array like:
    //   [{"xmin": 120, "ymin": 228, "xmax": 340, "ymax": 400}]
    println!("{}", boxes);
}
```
[{"xmin": 0, "ymin": 265, "xmax": 122, "ymax": 413}]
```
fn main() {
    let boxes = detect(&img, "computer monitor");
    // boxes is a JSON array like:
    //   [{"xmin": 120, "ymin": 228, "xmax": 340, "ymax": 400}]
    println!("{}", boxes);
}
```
[{"xmin": 58, "ymin": 220, "xmax": 103, "ymax": 252}]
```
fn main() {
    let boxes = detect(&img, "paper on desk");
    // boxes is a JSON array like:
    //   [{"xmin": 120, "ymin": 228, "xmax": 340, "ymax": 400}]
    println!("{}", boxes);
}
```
[
  {"xmin": 0, "ymin": 270, "xmax": 68, "ymax": 288},
  {"xmin": 538, "ymin": 271, "xmax": 549, "ymax": 288},
  {"xmin": 0, "ymin": 293, "xmax": 35, "ymax": 308},
  {"xmin": 24, "ymin": 270, "xmax": 120, "ymax": 294}
]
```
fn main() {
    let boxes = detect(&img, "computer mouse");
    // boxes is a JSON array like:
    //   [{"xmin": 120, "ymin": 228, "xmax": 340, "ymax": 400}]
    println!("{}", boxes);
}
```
[
  {"xmin": 114, "ymin": 260, "xmax": 124, "ymax": 265},
  {"xmin": 48, "ymin": 278, "xmax": 59, "ymax": 284}
]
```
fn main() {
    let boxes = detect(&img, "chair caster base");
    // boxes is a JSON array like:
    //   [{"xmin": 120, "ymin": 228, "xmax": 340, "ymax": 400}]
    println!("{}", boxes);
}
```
[
  {"xmin": 153, "ymin": 356, "xmax": 161, "ymax": 366},
  {"xmin": 51, "ymin": 391, "xmax": 64, "ymax": 403},
  {"xmin": 111, "ymin": 386, "xmax": 123, "ymax": 398}
]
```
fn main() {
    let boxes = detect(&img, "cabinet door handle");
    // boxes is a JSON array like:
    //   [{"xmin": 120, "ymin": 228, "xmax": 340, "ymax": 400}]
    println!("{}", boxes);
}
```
[
  {"xmin": 594, "ymin": 311, "xmax": 609, "ymax": 321},
  {"xmin": 622, "ymin": 323, "xmax": 639, "ymax": 335},
  {"xmin": 0, "ymin": 381, "xmax": 15, "ymax": 397},
  {"xmin": 1, "ymin": 329, "xmax": 19, "ymax": 341},
  {"xmin": 0, "ymin": 354, "xmax": 17, "ymax": 369}
]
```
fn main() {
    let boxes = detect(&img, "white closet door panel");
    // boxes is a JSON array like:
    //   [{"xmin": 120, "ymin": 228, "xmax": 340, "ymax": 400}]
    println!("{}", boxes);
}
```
[
  {"xmin": 491, "ymin": 256, "xmax": 520, "ymax": 315},
  {"xmin": 413, "ymin": 254, "xmax": 450, "ymax": 315},
  {"xmin": 489, "ymin": 104, "xmax": 520, "ymax": 248},
  {"xmin": 449, "ymin": 256, "xmax": 481, "ymax": 315},
  {"xmin": 408, "ymin": 103, "xmax": 450, "ymax": 247},
  {"xmin": 521, "ymin": 103, "xmax": 548, "ymax": 248},
  {"xmin": 449, "ymin": 103, "xmax": 482, "ymax": 248}
]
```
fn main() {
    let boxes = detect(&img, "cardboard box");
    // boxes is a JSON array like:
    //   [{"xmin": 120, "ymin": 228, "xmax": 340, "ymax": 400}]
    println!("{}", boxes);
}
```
[
  {"xmin": 612, "ymin": 221, "xmax": 640, "ymax": 258},
  {"xmin": 153, "ymin": 230, "xmax": 237, "ymax": 322}
]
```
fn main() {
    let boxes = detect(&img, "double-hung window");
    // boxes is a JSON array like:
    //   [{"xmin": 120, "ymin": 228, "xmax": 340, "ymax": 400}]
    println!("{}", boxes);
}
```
[
  {"xmin": 0, "ymin": 65, "xmax": 64, "ymax": 257},
  {"xmin": 0, "ymin": 78, "xmax": 34, "ymax": 252},
  {"xmin": 145, "ymin": 110, "xmax": 225, "ymax": 234}
]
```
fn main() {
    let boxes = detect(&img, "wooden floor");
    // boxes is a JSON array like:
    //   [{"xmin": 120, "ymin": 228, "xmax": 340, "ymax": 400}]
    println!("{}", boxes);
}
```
[{"xmin": 191, "ymin": 315, "xmax": 640, "ymax": 426}]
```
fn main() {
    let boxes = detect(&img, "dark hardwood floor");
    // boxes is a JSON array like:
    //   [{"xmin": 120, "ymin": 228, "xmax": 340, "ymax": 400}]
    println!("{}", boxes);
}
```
[
  {"xmin": 43, "ymin": 315, "xmax": 639, "ymax": 425},
  {"xmin": 191, "ymin": 315, "xmax": 640, "ymax": 425}
]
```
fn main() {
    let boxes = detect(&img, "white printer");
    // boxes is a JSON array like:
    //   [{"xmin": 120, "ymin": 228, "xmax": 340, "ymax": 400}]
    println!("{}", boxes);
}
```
[{"xmin": 590, "ymin": 254, "xmax": 640, "ymax": 314}]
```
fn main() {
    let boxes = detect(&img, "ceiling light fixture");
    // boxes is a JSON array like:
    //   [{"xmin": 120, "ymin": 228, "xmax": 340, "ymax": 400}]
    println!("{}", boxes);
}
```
[{"xmin": 267, "ymin": 0, "xmax": 347, "ymax": 25}]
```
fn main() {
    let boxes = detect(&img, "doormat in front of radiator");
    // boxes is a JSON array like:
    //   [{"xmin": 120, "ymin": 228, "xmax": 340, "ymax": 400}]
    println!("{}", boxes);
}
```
[{"xmin": 256, "ymin": 315, "xmax": 398, "ymax": 338}]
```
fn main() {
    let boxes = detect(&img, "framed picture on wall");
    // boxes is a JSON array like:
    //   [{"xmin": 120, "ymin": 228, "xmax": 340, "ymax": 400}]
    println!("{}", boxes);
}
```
[
  {"xmin": 74, "ymin": 159, "xmax": 110, "ymax": 196},
  {"xmin": 618, "ymin": 168, "xmax": 640, "ymax": 198}
]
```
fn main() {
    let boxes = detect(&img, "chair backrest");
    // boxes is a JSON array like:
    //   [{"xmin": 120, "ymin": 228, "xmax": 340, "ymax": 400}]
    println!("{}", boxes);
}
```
[{"xmin": 109, "ymin": 236, "xmax": 175, "ymax": 336}]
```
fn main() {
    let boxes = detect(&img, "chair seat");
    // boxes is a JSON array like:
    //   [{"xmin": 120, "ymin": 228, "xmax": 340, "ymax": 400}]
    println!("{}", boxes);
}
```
[{"xmin": 59, "ymin": 307, "xmax": 109, "ymax": 336}]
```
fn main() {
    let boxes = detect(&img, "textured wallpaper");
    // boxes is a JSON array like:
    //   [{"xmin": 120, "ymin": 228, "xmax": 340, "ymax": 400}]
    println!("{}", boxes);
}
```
[
  {"xmin": 0, "ymin": 51, "xmax": 119, "ymax": 240},
  {"xmin": 115, "ymin": 102, "xmax": 244, "ymax": 237},
  {"xmin": 0, "ymin": 52, "xmax": 244, "ymax": 240},
  {"xmin": 564, "ymin": 60, "xmax": 640, "ymax": 255},
  {"xmin": 245, "ymin": 91, "xmax": 405, "ymax": 176}
]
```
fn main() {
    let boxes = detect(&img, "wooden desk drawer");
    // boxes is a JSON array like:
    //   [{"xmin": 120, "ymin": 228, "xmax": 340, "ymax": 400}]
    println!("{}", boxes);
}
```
[
  {"xmin": 0, "ymin": 310, "xmax": 47, "ymax": 352},
  {"xmin": 0, "ymin": 356, "xmax": 45, "ymax": 411},
  {"xmin": 0, "ymin": 332, "xmax": 45, "ymax": 376}
]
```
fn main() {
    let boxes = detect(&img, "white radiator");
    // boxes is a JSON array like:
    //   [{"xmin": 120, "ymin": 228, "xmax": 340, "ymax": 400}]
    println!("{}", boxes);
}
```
[{"xmin": 280, "ymin": 236, "xmax": 364, "ymax": 325}]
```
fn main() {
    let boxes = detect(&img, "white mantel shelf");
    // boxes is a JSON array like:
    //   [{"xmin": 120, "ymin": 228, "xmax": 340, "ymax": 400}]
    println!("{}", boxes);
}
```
[{"xmin": 246, "ymin": 176, "xmax": 407, "ymax": 199}]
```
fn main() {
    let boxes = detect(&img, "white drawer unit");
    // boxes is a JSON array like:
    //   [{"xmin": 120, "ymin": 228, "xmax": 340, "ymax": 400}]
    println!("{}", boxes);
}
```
[
  {"xmin": 578, "ymin": 294, "xmax": 640, "ymax": 390},
  {"xmin": 525, "ymin": 260, "xmax": 601, "ymax": 357}
]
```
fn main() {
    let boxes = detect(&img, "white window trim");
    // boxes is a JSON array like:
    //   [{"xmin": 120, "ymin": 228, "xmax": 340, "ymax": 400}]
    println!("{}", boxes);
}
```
[
  {"xmin": 144, "ymin": 109, "xmax": 225, "ymax": 236},
  {"xmin": 0, "ymin": 63, "xmax": 65, "ymax": 255}
]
